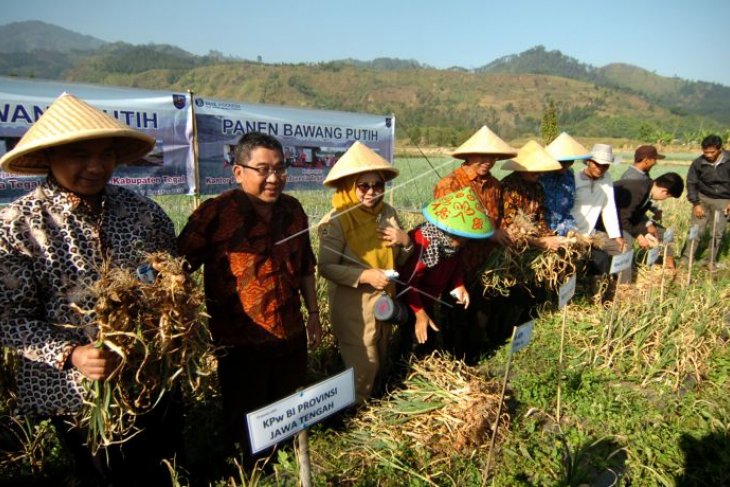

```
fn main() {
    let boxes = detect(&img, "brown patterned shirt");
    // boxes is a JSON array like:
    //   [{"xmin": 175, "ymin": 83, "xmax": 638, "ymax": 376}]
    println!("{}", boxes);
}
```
[
  {"xmin": 433, "ymin": 164, "xmax": 503, "ymax": 280},
  {"xmin": 0, "ymin": 178, "xmax": 175, "ymax": 415},
  {"xmin": 177, "ymin": 190, "xmax": 315, "ymax": 355},
  {"xmin": 500, "ymin": 172, "xmax": 552, "ymax": 235}
]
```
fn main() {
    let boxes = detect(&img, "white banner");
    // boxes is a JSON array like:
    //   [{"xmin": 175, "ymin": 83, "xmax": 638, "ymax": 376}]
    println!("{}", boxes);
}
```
[
  {"xmin": 662, "ymin": 227, "xmax": 674, "ymax": 244},
  {"xmin": 194, "ymin": 97, "xmax": 395, "ymax": 194},
  {"xmin": 0, "ymin": 76, "xmax": 194, "ymax": 202},
  {"xmin": 246, "ymin": 368, "xmax": 355, "ymax": 454}
]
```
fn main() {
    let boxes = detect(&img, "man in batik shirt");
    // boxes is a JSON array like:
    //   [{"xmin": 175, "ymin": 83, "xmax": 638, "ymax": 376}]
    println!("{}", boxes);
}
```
[{"xmin": 178, "ymin": 132, "xmax": 322, "ymax": 461}]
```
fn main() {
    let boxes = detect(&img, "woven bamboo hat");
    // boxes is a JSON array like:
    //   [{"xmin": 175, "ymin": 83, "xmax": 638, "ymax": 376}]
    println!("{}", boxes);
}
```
[
  {"xmin": 422, "ymin": 187, "xmax": 494, "ymax": 239},
  {"xmin": 322, "ymin": 141, "xmax": 398, "ymax": 187},
  {"xmin": 501, "ymin": 140, "xmax": 562, "ymax": 172},
  {"xmin": 545, "ymin": 132, "xmax": 591, "ymax": 162},
  {"xmin": 0, "ymin": 93, "xmax": 155, "ymax": 175},
  {"xmin": 451, "ymin": 125, "xmax": 518, "ymax": 160}
]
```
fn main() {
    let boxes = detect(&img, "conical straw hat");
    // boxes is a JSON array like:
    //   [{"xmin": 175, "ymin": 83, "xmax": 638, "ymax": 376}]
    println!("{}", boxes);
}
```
[
  {"xmin": 501, "ymin": 140, "xmax": 562, "ymax": 172},
  {"xmin": 0, "ymin": 93, "xmax": 155, "ymax": 175},
  {"xmin": 422, "ymin": 187, "xmax": 494, "ymax": 239},
  {"xmin": 545, "ymin": 132, "xmax": 591, "ymax": 162},
  {"xmin": 451, "ymin": 125, "xmax": 518, "ymax": 160},
  {"xmin": 323, "ymin": 141, "xmax": 398, "ymax": 186}
]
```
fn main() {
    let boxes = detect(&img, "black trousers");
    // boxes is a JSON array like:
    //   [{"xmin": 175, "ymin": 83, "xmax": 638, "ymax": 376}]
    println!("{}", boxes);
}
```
[
  {"xmin": 215, "ymin": 343, "xmax": 308, "ymax": 464},
  {"xmin": 52, "ymin": 392, "xmax": 184, "ymax": 487}
]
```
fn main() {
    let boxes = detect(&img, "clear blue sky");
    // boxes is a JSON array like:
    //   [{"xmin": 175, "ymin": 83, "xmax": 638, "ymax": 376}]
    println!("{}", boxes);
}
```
[{"xmin": 4, "ymin": 0, "xmax": 729, "ymax": 86}]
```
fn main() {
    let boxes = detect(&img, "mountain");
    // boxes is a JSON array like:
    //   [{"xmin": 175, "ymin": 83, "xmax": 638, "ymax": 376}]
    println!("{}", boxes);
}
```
[
  {"xmin": 478, "ymin": 45, "xmax": 595, "ymax": 81},
  {"xmin": 478, "ymin": 45, "xmax": 730, "ymax": 126},
  {"xmin": 0, "ymin": 21, "xmax": 106, "ymax": 53},
  {"xmin": 0, "ymin": 21, "xmax": 726, "ymax": 145}
]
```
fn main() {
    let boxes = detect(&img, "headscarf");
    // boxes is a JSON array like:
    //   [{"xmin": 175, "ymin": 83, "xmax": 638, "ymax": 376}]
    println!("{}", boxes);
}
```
[
  {"xmin": 419, "ymin": 222, "xmax": 459, "ymax": 268},
  {"xmin": 331, "ymin": 173, "xmax": 395, "ymax": 273}
]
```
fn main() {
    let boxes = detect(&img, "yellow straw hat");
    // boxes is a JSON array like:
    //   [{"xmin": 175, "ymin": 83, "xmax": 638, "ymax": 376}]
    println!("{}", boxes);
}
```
[
  {"xmin": 545, "ymin": 132, "xmax": 591, "ymax": 162},
  {"xmin": 322, "ymin": 141, "xmax": 398, "ymax": 187},
  {"xmin": 0, "ymin": 93, "xmax": 155, "ymax": 175},
  {"xmin": 501, "ymin": 140, "xmax": 562, "ymax": 172},
  {"xmin": 451, "ymin": 125, "xmax": 518, "ymax": 160}
]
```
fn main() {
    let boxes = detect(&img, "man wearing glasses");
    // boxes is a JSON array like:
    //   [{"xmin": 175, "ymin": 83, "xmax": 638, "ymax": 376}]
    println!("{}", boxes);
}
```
[{"xmin": 178, "ymin": 132, "xmax": 322, "ymax": 464}]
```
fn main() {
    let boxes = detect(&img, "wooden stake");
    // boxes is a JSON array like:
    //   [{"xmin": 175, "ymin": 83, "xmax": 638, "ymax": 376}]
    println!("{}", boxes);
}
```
[
  {"xmin": 297, "ymin": 429, "xmax": 312, "ymax": 487},
  {"xmin": 556, "ymin": 305, "xmax": 568, "ymax": 423}
]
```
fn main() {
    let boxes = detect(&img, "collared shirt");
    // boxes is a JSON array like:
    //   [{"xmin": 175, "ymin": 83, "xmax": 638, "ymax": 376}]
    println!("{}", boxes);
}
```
[
  {"xmin": 686, "ymin": 150, "xmax": 730, "ymax": 204},
  {"xmin": 539, "ymin": 169, "xmax": 577, "ymax": 236},
  {"xmin": 178, "ymin": 190, "xmax": 315, "ymax": 354},
  {"xmin": 434, "ymin": 164, "xmax": 502, "ymax": 225},
  {"xmin": 0, "ymin": 178, "xmax": 175, "ymax": 416},
  {"xmin": 500, "ymin": 172, "xmax": 552, "ymax": 235},
  {"xmin": 571, "ymin": 170, "xmax": 622, "ymax": 238}
]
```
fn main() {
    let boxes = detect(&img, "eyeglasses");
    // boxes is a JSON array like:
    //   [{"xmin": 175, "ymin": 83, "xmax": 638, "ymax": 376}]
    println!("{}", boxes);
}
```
[
  {"xmin": 356, "ymin": 181, "xmax": 385, "ymax": 193},
  {"xmin": 238, "ymin": 164, "xmax": 287, "ymax": 178}
]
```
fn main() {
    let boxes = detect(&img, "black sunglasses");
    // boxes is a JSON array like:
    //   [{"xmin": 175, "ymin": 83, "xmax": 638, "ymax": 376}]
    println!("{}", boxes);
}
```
[{"xmin": 356, "ymin": 181, "xmax": 385, "ymax": 192}]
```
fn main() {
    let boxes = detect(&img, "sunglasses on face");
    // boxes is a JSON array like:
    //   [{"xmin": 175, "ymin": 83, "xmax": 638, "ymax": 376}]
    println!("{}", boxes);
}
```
[{"xmin": 356, "ymin": 181, "xmax": 385, "ymax": 192}]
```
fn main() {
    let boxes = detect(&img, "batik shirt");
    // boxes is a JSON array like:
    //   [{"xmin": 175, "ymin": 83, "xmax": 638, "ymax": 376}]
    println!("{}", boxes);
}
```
[
  {"xmin": 500, "ymin": 172, "xmax": 552, "ymax": 235},
  {"xmin": 177, "ymin": 190, "xmax": 316, "ymax": 356},
  {"xmin": 0, "ymin": 178, "xmax": 175, "ymax": 416},
  {"xmin": 539, "ymin": 169, "xmax": 577, "ymax": 236},
  {"xmin": 434, "ymin": 165, "xmax": 502, "ymax": 280}
]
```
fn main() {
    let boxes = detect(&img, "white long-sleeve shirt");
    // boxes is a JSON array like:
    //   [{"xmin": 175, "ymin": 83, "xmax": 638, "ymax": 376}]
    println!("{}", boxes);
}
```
[{"xmin": 571, "ymin": 170, "xmax": 622, "ymax": 238}]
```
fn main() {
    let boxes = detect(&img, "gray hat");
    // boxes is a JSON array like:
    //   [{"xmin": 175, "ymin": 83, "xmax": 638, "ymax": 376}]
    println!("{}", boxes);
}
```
[{"xmin": 589, "ymin": 143, "xmax": 620, "ymax": 165}]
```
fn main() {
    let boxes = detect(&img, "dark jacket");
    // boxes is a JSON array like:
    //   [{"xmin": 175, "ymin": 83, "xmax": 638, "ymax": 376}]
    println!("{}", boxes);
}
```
[
  {"xmin": 613, "ymin": 178, "xmax": 653, "ymax": 238},
  {"xmin": 686, "ymin": 151, "xmax": 730, "ymax": 204}
]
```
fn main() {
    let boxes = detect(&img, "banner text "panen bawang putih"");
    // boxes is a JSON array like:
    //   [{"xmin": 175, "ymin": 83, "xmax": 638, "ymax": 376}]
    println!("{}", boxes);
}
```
[{"xmin": 195, "ymin": 97, "xmax": 395, "ymax": 194}]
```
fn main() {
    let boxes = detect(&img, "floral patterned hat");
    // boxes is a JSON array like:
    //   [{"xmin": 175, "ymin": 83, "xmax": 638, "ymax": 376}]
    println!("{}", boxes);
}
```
[{"xmin": 422, "ymin": 187, "xmax": 494, "ymax": 239}]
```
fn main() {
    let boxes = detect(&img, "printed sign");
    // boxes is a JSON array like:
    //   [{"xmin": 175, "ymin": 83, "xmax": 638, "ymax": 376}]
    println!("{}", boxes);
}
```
[
  {"xmin": 646, "ymin": 247, "xmax": 660, "ymax": 266},
  {"xmin": 662, "ymin": 227, "xmax": 674, "ymax": 244},
  {"xmin": 511, "ymin": 320, "xmax": 534, "ymax": 354},
  {"xmin": 0, "ymin": 76, "xmax": 194, "ymax": 201},
  {"xmin": 609, "ymin": 250, "xmax": 634, "ymax": 274},
  {"xmin": 688, "ymin": 225, "xmax": 699, "ymax": 241},
  {"xmin": 246, "ymin": 368, "xmax": 355, "ymax": 453},
  {"xmin": 558, "ymin": 275, "xmax": 576, "ymax": 310},
  {"xmin": 194, "ymin": 97, "xmax": 395, "ymax": 194}
]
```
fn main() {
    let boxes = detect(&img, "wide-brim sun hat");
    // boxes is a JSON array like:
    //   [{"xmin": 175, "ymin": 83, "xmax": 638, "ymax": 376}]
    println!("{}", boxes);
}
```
[
  {"xmin": 422, "ymin": 187, "xmax": 494, "ymax": 239},
  {"xmin": 545, "ymin": 132, "xmax": 591, "ymax": 162},
  {"xmin": 322, "ymin": 141, "xmax": 398, "ymax": 187},
  {"xmin": 589, "ymin": 143, "xmax": 621, "ymax": 165},
  {"xmin": 501, "ymin": 140, "xmax": 562, "ymax": 172},
  {"xmin": 0, "ymin": 93, "xmax": 155, "ymax": 175},
  {"xmin": 451, "ymin": 125, "xmax": 518, "ymax": 160}
]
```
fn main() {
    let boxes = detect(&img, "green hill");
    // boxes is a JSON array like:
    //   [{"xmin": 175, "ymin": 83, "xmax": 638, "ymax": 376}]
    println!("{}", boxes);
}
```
[{"xmin": 0, "ymin": 22, "xmax": 727, "ymax": 145}]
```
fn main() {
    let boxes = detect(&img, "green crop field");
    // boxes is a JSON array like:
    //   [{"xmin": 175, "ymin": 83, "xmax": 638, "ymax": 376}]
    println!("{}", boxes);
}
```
[{"xmin": 2, "ymin": 157, "xmax": 729, "ymax": 486}]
